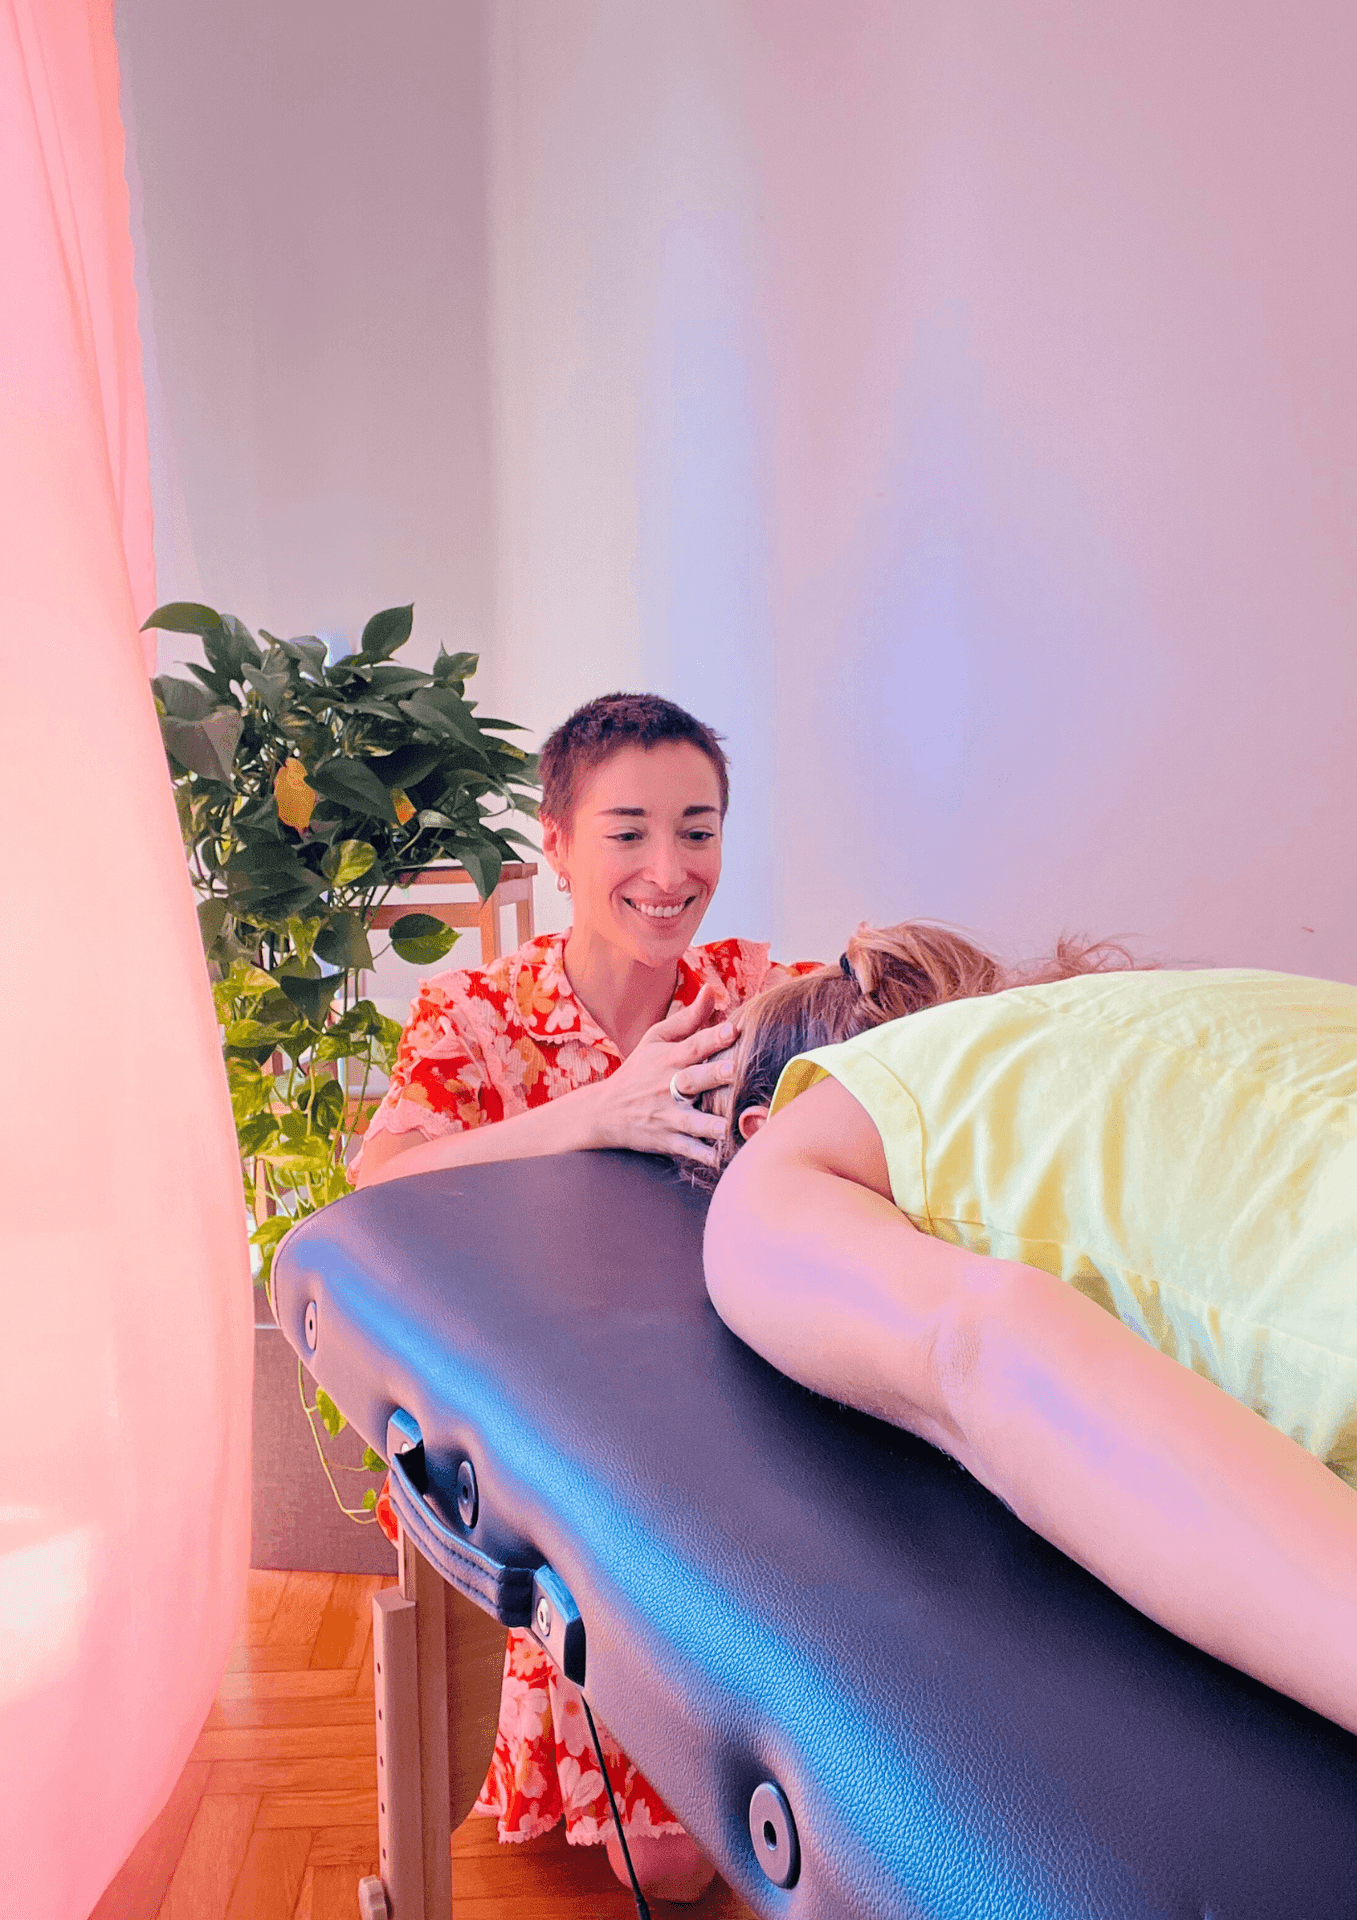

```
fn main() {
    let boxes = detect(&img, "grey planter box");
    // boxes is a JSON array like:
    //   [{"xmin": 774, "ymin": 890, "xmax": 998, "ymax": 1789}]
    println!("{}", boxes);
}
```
[{"xmin": 251, "ymin": 1307, "xmax": 395, "ymax": 1575}]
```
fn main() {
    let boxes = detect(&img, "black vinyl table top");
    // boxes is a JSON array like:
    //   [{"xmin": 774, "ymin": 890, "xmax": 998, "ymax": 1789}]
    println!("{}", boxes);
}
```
[{"xmin": 273, "ymin": 1151, "xmax": 1357, "ymax": 1920}]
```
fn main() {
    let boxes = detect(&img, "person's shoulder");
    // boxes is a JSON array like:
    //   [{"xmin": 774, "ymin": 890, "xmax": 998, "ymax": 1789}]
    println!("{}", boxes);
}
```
[{"xmin": 685, "ymin": 937, "xmax": 823, "ymax": 1003}]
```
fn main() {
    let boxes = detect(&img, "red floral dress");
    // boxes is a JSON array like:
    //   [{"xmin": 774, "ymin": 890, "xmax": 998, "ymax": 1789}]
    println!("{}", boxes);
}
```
[{"xmin": 359, "ymin": 930, "xmax": 817, "ymax": 1846}]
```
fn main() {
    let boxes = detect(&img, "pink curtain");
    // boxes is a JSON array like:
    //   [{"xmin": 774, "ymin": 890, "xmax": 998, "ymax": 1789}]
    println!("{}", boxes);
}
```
[{"xmin": 0, "ymin": 4, "xmax": 252, "ymax": 1913}]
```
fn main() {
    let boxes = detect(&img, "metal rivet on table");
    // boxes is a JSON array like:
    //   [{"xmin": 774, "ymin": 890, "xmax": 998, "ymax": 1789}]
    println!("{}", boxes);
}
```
[
  {"xmin": 456, "ymin": 1458, "xmax": 479, "ymax": 1528},
  {"xmin": 303, "ymin": 1300, "xmax": 318, "ymax": 1352},
  {"xmin": 749, "ymin": 1780, "xmax": 800, "ymax": 1888},
  {"xmin": 534, "ymin": 1594, "xmax": 553, "ymax": 1638}
]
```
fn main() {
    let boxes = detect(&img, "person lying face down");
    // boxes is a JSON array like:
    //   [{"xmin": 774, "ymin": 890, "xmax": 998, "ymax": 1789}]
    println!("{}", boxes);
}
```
[
  {"xmin": 702, "ymin": 937, "xmax": 1357, "ymax": 1741},
  {"xmin": 691, "ymin": 917, "xmax": 1135, "ymax": 1181}
]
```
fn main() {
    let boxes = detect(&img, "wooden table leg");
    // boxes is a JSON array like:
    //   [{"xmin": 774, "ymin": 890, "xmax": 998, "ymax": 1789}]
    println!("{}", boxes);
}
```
[
  {"xmin": 366, "ymin": 1528, "xmax": 453, "ymax": 1919},
  {"xmin": 370, "ymin": 1587, "xmax": 422, "ymax": 1917},
  {"xmin": 477, "ymin": 896, "xmax": 501, "ymax": 963}
]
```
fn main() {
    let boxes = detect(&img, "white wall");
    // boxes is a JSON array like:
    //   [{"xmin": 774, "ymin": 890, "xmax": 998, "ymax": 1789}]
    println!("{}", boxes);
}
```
[
  {"xmin": 486, "ymin": 0, "xmax": 1357, "ymax": 978},
  {"xmin": 120, "ymin": 1, "xmax": 1357, "ymax": 991},
  {"xmin": 116, "ymin": 0, "xmax": 493, "ymax": 669}
]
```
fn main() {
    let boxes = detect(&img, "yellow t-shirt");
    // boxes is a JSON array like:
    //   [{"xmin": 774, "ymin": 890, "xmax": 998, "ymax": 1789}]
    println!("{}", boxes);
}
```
[{"xmin": 770, "ymin": 969, "xmax": 1357, "ymax": 1487}]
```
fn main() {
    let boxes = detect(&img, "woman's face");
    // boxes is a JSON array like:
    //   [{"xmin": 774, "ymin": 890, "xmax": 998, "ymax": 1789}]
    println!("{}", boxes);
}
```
[{"xmin": 544, "ymin": 741, "xmax": 724, "ymax": 967}]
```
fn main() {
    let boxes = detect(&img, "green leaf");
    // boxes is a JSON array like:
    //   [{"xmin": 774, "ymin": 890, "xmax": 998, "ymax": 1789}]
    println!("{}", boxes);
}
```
[
  {"xmin": 237, "ymin": 1112, "xmax": 280, "ymax": 1157},
  {"xmin": 361, "ymin": 1488, "xmax": 378, "ymax": 1511},
  {"xmin": 286, "ymin": 915, "xmax": 323, "ymax": 967},
  {"xmin": 306, "ymin": 1077, "xmax": 346, "ymax": 1135},
  {"xmin": 277, "ymin": 972, "xmax": 340, "ymax": 1024},
  {"xmin": 473, "ymin": 716, "xmax": 529, "ymax": 733},
  {"xmin": 358, "ymin": 604, "xmax": 414, "ymax": 661},
  {"xmin": 375, "ymin": 742, "xmax": 446, "ymax": 790},
  {"xmin": 373, "ymin": 1012, "xmax": 404, "ymax": 1060},
  {"xmin": 198, "ymin": 897, "xmax": 229, "ymax": 953},
  {"xmin": 490, "ymin": 825, "xmax": 538, "ymax": 854},
  {"xmin": 185, "ymin": 660, "xmax": 233, "ymax": 699},
  {"xmin": 226, "ymin": 1058, "xmax": 269, "ymax": 1123},
  {"xmin": 224, "ymin": 841, "xmax": 326, "ymax": 918},
  {"xmin": 365, "ymin": 666, "xmax": 433, "ymax": 697},
  {"xmin": 314, "ymin": 1389, "xmax": 347, "ymax": 1438},
  {"xmin": 455, "ymin": 843, "xmax": 502, "ymax": 901},
  {"xmin": 321, "ymin": 839, "xmax": 377, "ymax": 886},
  {"xmin": 227, "ymin": 964, "xmax": 283, "ymax": 1000},
  {"xmin": 269, "ymin": 633, "xmax": 328, "ymax": 675},
  {"xmin": 268, "ymin": 1132, "xmax": 334, "ymax": 1174},
  {"xmin": 361, "ymin": 1446, "xmax": 385, "ymax": 1472},
  {"xmin": 153, "ymin": 674, "xmax": 219, "ymax": 721},
  {"xmin": 203, "ymin": 614, "xmax": 263, "ymax": 686},
  {"xmin": 307, "ymin": 756, "xmax": 400, "ymax": 825},
  {"xmin": 229, "ymin": 839, "xmax": 309, "ymax": 876},
  {"xmin": 242, "ymin": 657, "xmax": 293, "ymax": 712},
  {"xmin": 250, "ymin": 1213, "xmax": 294, "ymax": 1252},
  {"xmin": 141, "ymin": 600, "xmax": 224, "ymax": 635},
  {"xmin": 399, "ymin": 687, "xmax": 487, "ymax": 754},
  {"xmin": 309, "ymin": 1162, "xmax": 355, "ymax": 1208},
  {"xmin": 432, "ymin": 647, "xmax": 479, "ymax": 685},
  {"xmin": 234, "ymin": 793, "xmax": 287, "ymax": 842},
  {"xmin": 161, "ymin": 709, "xmax": 243, "ymax": 784},
  {"xmin": 388, "ymin": 913, "xmax": 459, "ymax": 965},
  {"xmin": 314, "ymin": 910, "xmax": 375, "ymax": 971},
  {"xmin": 310, "ymin": 1030, "xmax": 360, "ymax": 1063},
  {"xmin": 224, "ymin": 1017, "xmax": 293, "ymax": 1049}
]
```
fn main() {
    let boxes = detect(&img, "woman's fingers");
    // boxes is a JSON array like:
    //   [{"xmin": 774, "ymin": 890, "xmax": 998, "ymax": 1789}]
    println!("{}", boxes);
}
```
[
  {"xmin": 684, "ymin": 1044, "xmax": 737, "ymax": 1091},
  {"xmin": 651, "ymin": 984, "xmax": 716, "ymax": 1040},
  {"xmin": 673, "ymin": 1103, "xmax": 726, "ymax": 1144},
  {"xmin": 668, "ymin": 1126, "xmax": 720, "ymax": 1167},
  {"xmin": 678, "ymin": 1020, "xmax": 735, "ymax": 1067},
  {"xmin": 669, "ymin": 1043, "xmax": 736, "ymax": 1104}
]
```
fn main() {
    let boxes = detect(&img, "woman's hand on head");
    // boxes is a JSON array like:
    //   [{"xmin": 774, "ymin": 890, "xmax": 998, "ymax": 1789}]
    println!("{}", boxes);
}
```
[{"xmin": 589, "ymin": 984, "xmax": 735, "ymax": 1167}]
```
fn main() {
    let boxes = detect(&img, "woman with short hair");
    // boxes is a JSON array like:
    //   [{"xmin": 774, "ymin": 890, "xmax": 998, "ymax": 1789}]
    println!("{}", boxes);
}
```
[{"xmin": 357, "ymin": 690, "xmax": 816, "ymax": 1901}]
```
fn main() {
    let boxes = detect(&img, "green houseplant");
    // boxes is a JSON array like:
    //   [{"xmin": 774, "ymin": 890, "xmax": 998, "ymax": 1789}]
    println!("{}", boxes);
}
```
[{"xmin": 145, "ymin": 598, "xmax": 540, "ymax": 1516}]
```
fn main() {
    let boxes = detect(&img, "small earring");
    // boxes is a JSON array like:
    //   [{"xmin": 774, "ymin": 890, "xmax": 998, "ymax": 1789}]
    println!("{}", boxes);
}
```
[{"xmin": 557, "ymin": 873, "xmax": 570, "ymax": 894}]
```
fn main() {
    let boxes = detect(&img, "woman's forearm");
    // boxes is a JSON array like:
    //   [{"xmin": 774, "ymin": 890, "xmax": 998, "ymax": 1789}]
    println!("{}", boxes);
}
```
[
  {"xmin": 356, "ymin": 1082, "xmax": 605, "ymax": 1187},
  {"xmin": 961, "ymin": 1260, "xmax": 1357, "ymax": 1735}
]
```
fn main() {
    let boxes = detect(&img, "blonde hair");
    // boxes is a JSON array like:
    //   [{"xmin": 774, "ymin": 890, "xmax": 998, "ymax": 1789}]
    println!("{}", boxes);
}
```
[{"xmin": 693, "ymin": 920, "xmax": 1141, "ymax": 1190}]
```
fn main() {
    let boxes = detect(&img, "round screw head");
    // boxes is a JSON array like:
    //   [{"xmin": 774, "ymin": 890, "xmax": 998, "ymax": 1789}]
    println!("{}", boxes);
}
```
[
  {"xmin": 303, "ymin": 1301, "xmax": 318, "ymax": 1352},
  {"xmin": 749, "ymin": 1780, "xmax": 799, "ymax": 1888},
  {"xmin": 534, "ymin": 1595, "xmax": 553, "ymax": 1638},
  {"xmin": 456, "ymin": 1458, "xmax": 478, "ymax": 1528}
]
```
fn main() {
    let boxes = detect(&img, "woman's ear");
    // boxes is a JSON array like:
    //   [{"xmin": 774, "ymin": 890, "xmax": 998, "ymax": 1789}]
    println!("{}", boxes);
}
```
[
  {"xmin": 540, "ymin": 813, "xmax": 566, "ymax": 883},
  {"xmin": 737, "ymin": 1105, "xmax": 769, "ymax": 1142}
]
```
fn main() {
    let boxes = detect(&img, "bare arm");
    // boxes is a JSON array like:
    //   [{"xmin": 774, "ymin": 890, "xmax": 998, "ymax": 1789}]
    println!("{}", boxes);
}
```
[
  {"xmin": 705, "ymin": 1074, "xmax": 1357, "ymax": 1737},
  {"xmin": 357, "ymin": 988, "xmax": 736, "ymax": 1188}
]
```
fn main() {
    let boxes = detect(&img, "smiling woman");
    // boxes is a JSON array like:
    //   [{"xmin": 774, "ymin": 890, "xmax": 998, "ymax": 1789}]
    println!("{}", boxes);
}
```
[{"xmin": 353, "ymin": 690, "xmax": 817, "ymax": 1900}]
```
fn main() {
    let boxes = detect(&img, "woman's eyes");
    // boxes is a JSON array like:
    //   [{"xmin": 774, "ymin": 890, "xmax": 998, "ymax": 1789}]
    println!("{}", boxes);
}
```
[{"xmin": 607, "ymin": 829, "xmax": 717, "ymax": 845}]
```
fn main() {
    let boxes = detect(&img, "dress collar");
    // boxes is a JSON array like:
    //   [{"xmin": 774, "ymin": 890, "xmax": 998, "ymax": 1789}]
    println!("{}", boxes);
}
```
[{"xmin": 518, "ymin": 932, "xmax": 709, "ymax": 1049}]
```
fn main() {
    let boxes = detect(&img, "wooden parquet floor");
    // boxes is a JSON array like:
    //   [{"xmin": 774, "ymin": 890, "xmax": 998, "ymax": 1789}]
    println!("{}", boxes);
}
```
[{"xmin": 91, "ymin": 1569, "xmax": 758, "ymax": 1920}]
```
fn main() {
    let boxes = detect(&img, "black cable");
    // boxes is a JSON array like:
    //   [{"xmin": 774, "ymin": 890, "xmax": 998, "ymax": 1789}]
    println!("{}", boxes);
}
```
[{"xmin": 581, "ymin": 1693, "xmax": 651, "ymax": 1920}]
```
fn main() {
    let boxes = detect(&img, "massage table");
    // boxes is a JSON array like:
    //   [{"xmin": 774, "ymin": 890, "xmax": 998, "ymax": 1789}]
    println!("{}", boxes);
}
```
[{"xmin": 273, "ymin": 1151, "xmax": 1357, "ymax": 1919}]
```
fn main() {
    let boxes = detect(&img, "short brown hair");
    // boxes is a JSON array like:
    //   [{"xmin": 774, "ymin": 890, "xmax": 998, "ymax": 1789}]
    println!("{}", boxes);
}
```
[{"xmin": 538, "ymin": 692, "xmax": 730, "ymax": 829}]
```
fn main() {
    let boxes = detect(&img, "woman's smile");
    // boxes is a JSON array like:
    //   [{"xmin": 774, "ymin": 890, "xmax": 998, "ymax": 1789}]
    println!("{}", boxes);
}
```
[{"xmin": 622, "ymin": 891, "xmax": 702, "ymax": 923}]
